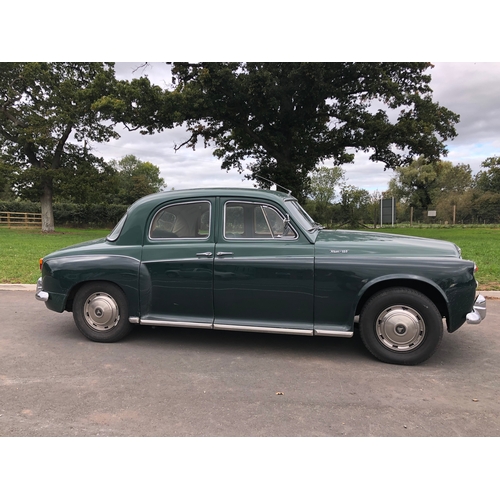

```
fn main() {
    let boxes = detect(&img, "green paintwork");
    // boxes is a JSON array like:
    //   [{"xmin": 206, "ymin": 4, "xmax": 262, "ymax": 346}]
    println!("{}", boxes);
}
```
[{"xmin": 38, "ymin": 187, "xmax": 478, "ymax": 335}]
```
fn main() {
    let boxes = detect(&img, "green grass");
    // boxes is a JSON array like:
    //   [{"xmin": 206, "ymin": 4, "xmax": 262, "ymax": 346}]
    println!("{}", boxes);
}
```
[
  {"xmin": 1, "ymin": 226, "xmax": 499, "ymax": 290},
  {"xmin": 0, "ymin": 227, "xmax": 109, "ymax": 284},
  {"xmin": 368, "ymin": 226, "xmax": 500, "ymax": 290}
]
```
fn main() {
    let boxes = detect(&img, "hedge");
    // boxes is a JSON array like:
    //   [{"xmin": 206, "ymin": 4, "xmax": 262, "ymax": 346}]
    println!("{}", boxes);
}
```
[{"xmin": 0, "ymin": 200, "xmax": 128, "ymax": 228}]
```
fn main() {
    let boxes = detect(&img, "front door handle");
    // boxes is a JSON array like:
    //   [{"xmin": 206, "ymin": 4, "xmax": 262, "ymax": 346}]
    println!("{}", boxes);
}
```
[
  {"xmin": 196, "ymin": 252, "xmax": 213, "ymax": 257},
  {"xmin": 216, "ymin": 252, "xmax": 234, "ymax": 257}
]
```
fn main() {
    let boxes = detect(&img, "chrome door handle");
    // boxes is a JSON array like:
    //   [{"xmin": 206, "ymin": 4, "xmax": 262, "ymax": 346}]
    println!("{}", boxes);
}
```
[
  {"xmin": 196, "ymin": 252, "xmax": 213, "ymax": 257},
  {"xmin": 216, "ymin": 252, "xmax": 234, "ymax": 257}
]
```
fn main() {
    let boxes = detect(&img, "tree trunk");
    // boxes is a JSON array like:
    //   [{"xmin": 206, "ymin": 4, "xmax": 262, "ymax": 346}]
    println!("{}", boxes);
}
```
[{"xmin": 40, "ymin": 180, "xmax": 55, "ymax": 233}]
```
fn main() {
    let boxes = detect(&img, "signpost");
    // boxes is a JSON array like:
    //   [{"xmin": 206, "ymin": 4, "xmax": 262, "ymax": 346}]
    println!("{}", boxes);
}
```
[{"xmin": 380, "ymin": 197, "xmax": 395, "ymax": 226}]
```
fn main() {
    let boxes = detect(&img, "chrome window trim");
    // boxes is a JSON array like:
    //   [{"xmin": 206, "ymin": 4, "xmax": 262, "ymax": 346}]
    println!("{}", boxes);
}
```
[
  {"xmin": 106, "ymin": 212, "xmax": 128, "ymax": 242},
  {"xmin": 223, "ymin": 200, "xmax": 298, "ymax": 241},
  {"xmin": 148, "ymin": 200, "xmax": 212, "ymax": 241}
]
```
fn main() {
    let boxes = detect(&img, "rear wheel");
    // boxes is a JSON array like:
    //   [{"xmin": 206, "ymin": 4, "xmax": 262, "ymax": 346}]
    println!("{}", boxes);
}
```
[
  {"xmin": 73, "ymin": 282, "xmax": 133, "ymax": 342},
  {"xmin": 359, "ymin": 287, "xmax": 443, "ymax": 365}
]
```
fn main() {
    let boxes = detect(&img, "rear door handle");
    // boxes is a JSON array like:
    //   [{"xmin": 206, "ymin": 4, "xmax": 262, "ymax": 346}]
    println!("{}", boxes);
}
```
[
  {"xmin": 196, "ymin": 252, "xmax": 213, "ymax": 257},
  {"xmin": 216, "ymin": 252, "xmax": 234, "ymax": 257}
]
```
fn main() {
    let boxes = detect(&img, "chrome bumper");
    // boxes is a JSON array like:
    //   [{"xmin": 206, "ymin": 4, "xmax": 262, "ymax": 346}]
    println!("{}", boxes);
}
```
[
  {"xmin": 35, "ymin": 277, "xmax": 49, "ymax": 302},
  {"xmin": 466, "ymin": 294, "xmax": 486, "ymax": 325}
]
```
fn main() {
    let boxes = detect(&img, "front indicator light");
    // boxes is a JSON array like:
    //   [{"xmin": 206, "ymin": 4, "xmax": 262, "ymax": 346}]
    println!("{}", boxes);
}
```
[{"xmin": 39, "ymin": 258, "xmax": 43, "ymax": 271}]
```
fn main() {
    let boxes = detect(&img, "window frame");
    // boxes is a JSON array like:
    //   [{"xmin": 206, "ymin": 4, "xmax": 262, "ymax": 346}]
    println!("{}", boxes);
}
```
[
  {"xmin": 148, "ymin": 200, "xmax": 212, "ymax": 241},
  {"xmin": 223, "ymin": 200, "xmax": 298, "ymax": 241}
]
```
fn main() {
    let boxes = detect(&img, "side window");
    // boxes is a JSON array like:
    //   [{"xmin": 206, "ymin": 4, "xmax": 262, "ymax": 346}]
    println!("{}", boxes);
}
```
[
  {"xmin": 224, "ymin": 201, "xmax": 297, "ymax": 239},
  {"xmin": 150, "ymin": 201, "xmax": 211, "ymax": 239}
]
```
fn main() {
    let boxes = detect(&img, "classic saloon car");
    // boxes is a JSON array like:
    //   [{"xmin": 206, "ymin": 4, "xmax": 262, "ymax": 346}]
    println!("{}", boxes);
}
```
[{"xmin": 36, "ymin": 188, "xmax": 486, "ymax": 365}]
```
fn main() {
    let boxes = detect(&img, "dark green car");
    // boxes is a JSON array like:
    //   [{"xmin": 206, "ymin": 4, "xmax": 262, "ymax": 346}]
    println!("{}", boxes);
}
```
[{"xmin": 36, "ymin": 188, "xmax": 486, "ymax": 365}]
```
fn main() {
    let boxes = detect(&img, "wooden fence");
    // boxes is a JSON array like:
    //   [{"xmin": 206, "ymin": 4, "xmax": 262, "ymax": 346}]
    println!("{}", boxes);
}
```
[{"xmin": 0, "ymin": 211, "xmax": 42, "ymax": 228}]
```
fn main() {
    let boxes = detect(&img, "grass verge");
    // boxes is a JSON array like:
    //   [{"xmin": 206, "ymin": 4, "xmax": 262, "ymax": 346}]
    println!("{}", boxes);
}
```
[
  {"xmin": 369, "ymin": 226, "xmax": 500, "ymax": 290},
  {"xmin": 1, "ymin": 226, "xmax": 499, "ymax": 290},
  {"xmin": 0, "ymin": 227, "xmax": 109, "ymax": 284}
]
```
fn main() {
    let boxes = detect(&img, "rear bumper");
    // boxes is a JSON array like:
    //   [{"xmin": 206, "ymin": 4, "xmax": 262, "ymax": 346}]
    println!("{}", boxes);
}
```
[
  {"xmin": 35, "ymin": 277, "xmax": 49, "ymax": 302},
  {"xmin": 466, "ymin": 294, "xmax": 486, "ymax": 324}
]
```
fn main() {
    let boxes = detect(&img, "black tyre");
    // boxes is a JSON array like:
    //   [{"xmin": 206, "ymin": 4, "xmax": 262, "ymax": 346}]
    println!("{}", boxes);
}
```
[
  {"xmin": 359, "ymin": 287, "xmax": 443, "ymax": 365},
  {"xmin": 73, "ymin": 281, "xmax": 133, "ymax": 342}
]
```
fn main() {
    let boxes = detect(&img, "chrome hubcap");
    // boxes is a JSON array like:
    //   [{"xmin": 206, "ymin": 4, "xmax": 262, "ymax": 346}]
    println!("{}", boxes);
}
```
[
  {"xmin": 83, "ymin": 292, "xmax": 119, "ymax": 331},
  {"xmin": 376, "ymin": 305, "xmax": 425, "ymax": 351}
]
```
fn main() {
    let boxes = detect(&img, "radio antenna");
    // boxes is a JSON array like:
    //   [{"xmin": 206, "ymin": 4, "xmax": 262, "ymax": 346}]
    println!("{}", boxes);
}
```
[{"xmin": 255, "ymin": 175, "xmax": 292, "ymax": 195}]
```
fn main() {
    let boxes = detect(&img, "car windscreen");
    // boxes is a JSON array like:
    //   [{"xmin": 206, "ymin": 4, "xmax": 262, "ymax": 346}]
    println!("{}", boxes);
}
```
[{"xmin": 285, "ymin": 199, "xmax": 316, "ymax": 231}]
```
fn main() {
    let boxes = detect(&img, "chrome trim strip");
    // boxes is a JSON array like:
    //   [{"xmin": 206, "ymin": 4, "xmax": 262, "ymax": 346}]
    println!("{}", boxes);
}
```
[
  {"xmin": 314, "ymin": 329, "xmax": 353, "ymax": 338},
  {"xmin": 133, "ymin": 317, "xmax": 355, "ymax": 337},
  {"xmin": 140, "ymin": 319, "xmax": 213, "ymax": 329},
  {"xmin": 128, "ymin": 317, "xmax": 140, "ymax": 324},
  {"xmin": 214, "ymin": 323, "xmax": 313, "ymax": 336}
]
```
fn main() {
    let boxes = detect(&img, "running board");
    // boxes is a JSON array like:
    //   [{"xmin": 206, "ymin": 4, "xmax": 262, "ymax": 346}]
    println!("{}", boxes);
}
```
[{"xmin": 130, "ymin": 317, "xmax": 353, "ymax": 338}]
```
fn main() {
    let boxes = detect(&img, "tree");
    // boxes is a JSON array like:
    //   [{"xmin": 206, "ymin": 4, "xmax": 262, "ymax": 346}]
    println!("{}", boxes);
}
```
[
  {"xmin": 0, "ymin": 63, "xmax": 119, "ymax": 231},
  {"xmin": 338, "ymin": 185, "xmax": 371, "ymax": 228},
  {"xmin": 475, "ymin": 156, "xmax": 500, "ymax": 193},
  {"xmin": 0, "ymin": 158, "xmax": 17, "ymax": 199},
  {"xmin": 103, "ymin": 63, "xmax": 459, "ymax": 202},
  {"xmin": 110, "ymin": 155, "xmax": 166, "ymax": 205},
  {"xmin": 306, "ymin": 165, "xmax": 345, "ymax": 225},
  {"xmin": 52, "ymin": 151, "xmax": 120, "ymax": 205},
  {"xmin": 386, "ymin": 158, "xmax": 472, "ymax": 213},
  {"xmin": 309, "ymin": 166, "xmax": 345, "ymax": 204}
]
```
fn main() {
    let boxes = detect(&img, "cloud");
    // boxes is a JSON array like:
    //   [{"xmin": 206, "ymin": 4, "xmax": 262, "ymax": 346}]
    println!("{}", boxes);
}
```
[{"xmin": 430, "ymin": 63, "xmax": 500, "ymax": 168}]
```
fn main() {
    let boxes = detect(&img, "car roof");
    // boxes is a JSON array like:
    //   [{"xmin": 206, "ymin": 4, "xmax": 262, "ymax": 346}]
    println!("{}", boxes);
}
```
[{"xmin": 129, "ymin": 187, "xmax": 296, "ymax": 210}]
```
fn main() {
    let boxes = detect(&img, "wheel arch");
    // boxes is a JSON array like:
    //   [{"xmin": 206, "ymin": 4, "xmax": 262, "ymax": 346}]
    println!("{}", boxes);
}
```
[
  {"xmin": 355, "ymin": 277, "xmax": 450, "ymax": 327},
  {"xmin": 65, "ymin": 279, "xmax": 130, "ymax": 314}
]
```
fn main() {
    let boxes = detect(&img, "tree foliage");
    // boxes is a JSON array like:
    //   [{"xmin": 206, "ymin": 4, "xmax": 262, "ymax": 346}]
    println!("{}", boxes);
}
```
[
  {"xmin": 0, "ymin": 62, "xmax": 119, "ymax": 231},
  {"xmin": 103, "ymin": 62, "xmax": 459, "ymax": 202},
  {"xmin": 109, "ymin": 154, "xmax": 166, "ymax": 205},
  {"xmin": 305, "ymin": 166, "xmax": 345, "ymax": 224},
  {"xmin": 386, "ymin": 158, "xmax": 472, "ymax": 211},
  {"xmin": 309, "ymin": 166, "xmax": 345, "ymax": 204},
  {"xmin": 475, "ymin": 156, "xmax": 500, "ymax": 193},
  {"xmin": 338, "ymin": 185, "xmax": 372, "ymax": 227}
]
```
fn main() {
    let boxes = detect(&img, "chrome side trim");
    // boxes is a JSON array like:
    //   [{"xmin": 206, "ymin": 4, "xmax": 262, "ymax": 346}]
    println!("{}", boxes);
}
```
[
  {"xmin": 214, "ymin": 323, "xmax": 313, "ymax": 336},
  {"xmin": 140, "ymin": 319, "xmax": 213, "ymax": 329},
  {"xmin": 466, "ymin": 294, "xmax": 486, "ymax": 325},
  {"xmin": 128, "ymin": 317, "xmax": 140, "ymax": 324},
  {"xmin": 314, "ymin": 329, "xmax": 353, "ymax": 338},
  {"xmin": 131, "ymin": 318, "xmax": 355, "ymax": 338}
]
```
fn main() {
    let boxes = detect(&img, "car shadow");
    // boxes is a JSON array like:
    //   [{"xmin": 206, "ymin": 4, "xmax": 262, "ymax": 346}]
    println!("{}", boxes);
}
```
[{"xmin": 120, "ymin": 323, "xmax": 372, "ymax": 363}]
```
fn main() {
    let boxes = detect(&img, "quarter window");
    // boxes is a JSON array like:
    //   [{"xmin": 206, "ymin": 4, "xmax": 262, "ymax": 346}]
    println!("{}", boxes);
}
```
[{"xmin": 150, "ymin": 201, "xmax": 211, "ymax": 239}]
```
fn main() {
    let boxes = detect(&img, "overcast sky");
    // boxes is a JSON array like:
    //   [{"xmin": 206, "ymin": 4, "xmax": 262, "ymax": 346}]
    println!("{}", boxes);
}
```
[{"xmin": 87, "ymin": 62, "xmax": 500, "ymax": 196}]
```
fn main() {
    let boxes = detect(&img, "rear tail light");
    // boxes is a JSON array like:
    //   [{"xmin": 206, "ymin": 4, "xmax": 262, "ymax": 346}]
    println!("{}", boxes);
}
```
[{"xmin": 39, "ymin": 258, "xmax": 43, "ymax": 271}]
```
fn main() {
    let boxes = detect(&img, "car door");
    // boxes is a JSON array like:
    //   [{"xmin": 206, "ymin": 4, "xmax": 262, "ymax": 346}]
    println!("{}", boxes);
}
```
[
  {"xmin": 140, "ymin": 199, "xmax": 215, "ymax": 327},
  {"xmin": 213, "ymin": 198, "xmax": 314, "ymax": 334}
]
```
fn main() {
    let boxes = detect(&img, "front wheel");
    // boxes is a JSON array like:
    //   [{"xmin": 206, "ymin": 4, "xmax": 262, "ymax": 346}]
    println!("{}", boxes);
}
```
[
  {"xmin": 359, "ymin": 287, "xmax": 443, "ymax": 365},
  {"xmin": 73, "ymin": 282, "xmax": 133, "ymax": 342}
]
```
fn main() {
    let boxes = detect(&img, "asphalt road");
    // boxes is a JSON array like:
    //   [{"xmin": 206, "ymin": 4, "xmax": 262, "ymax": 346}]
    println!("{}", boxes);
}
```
[{"xmin": 1, "ymin": 290, "xmax": 499, "ymax": 437}]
